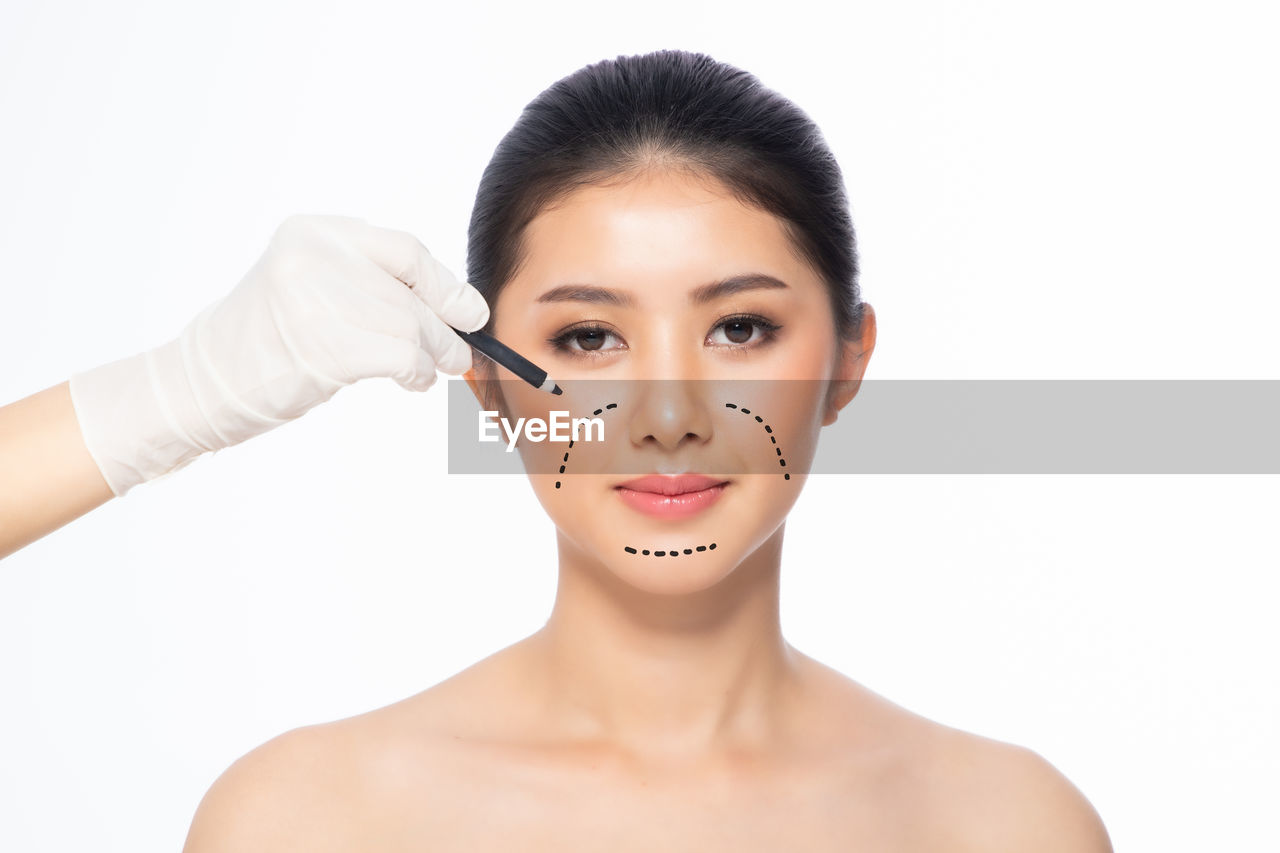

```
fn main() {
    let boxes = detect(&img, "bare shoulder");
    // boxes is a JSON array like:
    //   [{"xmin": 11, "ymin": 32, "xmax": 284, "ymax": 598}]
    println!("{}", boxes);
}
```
[
  {"xmin": 181, "ymin": 673, "xmax": 504, "ymax": 852},
  {"xmin": 181, "ymin": 722, "xmax": 373, "ymax": 852},
  {"xmin": 802, "ymin": 657, "xmax": 1112, "ymax": 852},
  {"xmin": 921, "ymin": 725, "xmax": 1114, "ymax": 853}
]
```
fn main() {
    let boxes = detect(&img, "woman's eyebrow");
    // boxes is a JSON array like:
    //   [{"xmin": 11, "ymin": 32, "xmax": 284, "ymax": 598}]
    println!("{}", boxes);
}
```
[{"xmin": 534, "ymin": 273, "xmax": 789, "ymax": 308}]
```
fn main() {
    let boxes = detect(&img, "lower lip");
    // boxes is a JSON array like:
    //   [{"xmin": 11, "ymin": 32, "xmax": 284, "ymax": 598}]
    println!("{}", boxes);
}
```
[{"xmin": 615, "ymin": 483, "xmax": 729, "ymax": 520}]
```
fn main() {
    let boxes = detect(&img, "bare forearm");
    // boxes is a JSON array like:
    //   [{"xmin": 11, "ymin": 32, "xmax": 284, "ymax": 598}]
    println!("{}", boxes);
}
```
[{"xmin": 0, "ymin": 380, "xmax": 115, "ymax": 559}]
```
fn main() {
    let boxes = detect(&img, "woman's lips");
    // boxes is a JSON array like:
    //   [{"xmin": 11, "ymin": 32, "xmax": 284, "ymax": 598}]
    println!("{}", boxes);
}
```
[{"xmin": 614, "ymin": 480, "xmax": 729, "ymax": 520}]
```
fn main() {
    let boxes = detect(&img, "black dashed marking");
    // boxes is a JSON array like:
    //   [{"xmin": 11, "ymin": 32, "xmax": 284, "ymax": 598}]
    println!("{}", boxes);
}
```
[
  {"xmin": 557, "ymin": 402, "xmax": 619, "ymax": 489},
  {"xmin": 555, "ymin": 398, "xmax": 794, "ymax": 554}
]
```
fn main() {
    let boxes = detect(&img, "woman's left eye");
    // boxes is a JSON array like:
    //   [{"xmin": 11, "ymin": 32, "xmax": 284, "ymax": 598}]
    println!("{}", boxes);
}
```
[
  {"xmin": 547, "ymin": 314, "xmax": 782, "ymax": 359},
  {"xmin": 707, "ymin": 314, "xmax": 783, "ymax": 349}
]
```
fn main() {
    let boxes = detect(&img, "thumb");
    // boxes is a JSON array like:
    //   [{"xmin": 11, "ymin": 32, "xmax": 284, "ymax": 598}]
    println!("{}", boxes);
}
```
[{"xmin": 413, "ymin": 252, "xmax": 491, "ymax": 333}]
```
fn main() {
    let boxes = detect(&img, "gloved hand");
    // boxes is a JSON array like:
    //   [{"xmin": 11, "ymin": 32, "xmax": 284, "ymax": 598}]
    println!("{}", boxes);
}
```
[{"xmin": 68, "ymin": 214, "xmax": 489, "ymax": 497}]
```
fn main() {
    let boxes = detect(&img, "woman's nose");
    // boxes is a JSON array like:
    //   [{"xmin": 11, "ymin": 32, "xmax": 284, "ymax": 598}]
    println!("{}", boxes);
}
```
[{"xmin": 624, "ymin": 377, "xmax": 716, "ymax": 453}]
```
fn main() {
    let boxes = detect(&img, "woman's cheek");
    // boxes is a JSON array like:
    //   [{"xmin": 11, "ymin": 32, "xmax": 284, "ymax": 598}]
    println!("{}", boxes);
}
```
[
  {"xmin": 502, "ymin": 378, "xmax": 825, "ymax": 487},
  {"xmin": 530, "ymin": 385, "xmax": 819, "ymax": 560},
  {"xmin": 723, "ymin": 378, "xmax": 826, "ymax": 479}
]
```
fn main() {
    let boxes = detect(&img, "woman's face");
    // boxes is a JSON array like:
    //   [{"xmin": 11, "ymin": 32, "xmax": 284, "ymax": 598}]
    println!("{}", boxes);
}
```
[{"xmin": 464, "ymin": 168, "xmax": 874, "ymax": 596}]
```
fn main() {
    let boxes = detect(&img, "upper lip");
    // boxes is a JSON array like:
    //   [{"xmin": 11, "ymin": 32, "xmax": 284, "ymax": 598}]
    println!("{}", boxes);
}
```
[{"xmin": 614, "ymin": 474, "xmax": 729, "ymax": 495}]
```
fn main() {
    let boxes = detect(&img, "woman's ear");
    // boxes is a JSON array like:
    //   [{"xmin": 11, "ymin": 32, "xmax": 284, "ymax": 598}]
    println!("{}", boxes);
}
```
[
  {"xmin": 462, "ymin": 365, "xmax": 485, "ymax": 406},
  {"xmin": 822, "ymin": 302, "xmax": 876, "ymax": 427},
  {"xmin": 463, "ymin": 361, "xmax": 509, "ymax": 421}
]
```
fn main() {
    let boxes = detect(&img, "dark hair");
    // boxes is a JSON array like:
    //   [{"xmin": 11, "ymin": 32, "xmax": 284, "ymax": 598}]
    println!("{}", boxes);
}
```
[{"xmin": 466, "ymin": 49, "xmax": 863, "ymax": 372}]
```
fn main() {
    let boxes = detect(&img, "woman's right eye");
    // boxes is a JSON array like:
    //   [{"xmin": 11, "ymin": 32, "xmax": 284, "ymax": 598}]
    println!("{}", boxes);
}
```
[{"xmin": 547, "ymin": 324, "xmax": 624, "ymax": 358}]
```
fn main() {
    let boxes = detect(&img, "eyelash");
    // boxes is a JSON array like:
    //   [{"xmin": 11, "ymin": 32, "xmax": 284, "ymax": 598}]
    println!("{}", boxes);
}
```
[{"xmin": 547, "ymin": 313, "xmax": 783, "ymax": 359}]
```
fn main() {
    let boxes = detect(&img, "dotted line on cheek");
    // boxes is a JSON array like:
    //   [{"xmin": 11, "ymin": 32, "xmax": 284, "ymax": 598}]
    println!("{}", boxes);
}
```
[
  {"xmin": 724, "ymin": 402, "xmax": 790, "ymax": 480},
  {"xmin": 554, "ymin": 402, "xmax": 617, "ymax": 490},
  {"xmin": 552, "ymin": 401, "xmax": 792, "ymax": 557}
]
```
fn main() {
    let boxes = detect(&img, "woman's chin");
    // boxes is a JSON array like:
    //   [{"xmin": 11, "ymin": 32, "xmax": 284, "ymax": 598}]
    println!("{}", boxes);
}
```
[
  {"xmin": 544, "ymin": 475, "xmax": 794, "ymax": 596},
  {"xmin": 602, "ymin": 548, "xmax": 742, "ymax": 597}
]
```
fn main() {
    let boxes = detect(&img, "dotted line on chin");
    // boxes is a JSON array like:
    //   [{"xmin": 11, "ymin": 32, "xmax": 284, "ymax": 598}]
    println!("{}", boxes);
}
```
[{"xmin": 625, "ymin": 543, "xmax": 716, "ymax": 556}]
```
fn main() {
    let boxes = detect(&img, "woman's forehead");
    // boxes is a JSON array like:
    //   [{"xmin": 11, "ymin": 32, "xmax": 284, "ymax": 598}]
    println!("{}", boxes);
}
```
[
  {"xmin": 528, "ymin": 170, "xmax": 784, "ymax": 249},
  {"xmin": 504, "ymin": 172, "xmax": 815, "ymax": 307}
]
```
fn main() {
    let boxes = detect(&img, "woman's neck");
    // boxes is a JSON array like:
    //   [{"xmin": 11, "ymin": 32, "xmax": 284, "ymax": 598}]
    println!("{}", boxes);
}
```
[{"xmin": 527, "ymin": 522, "xmax": 803, "ymax": 765}]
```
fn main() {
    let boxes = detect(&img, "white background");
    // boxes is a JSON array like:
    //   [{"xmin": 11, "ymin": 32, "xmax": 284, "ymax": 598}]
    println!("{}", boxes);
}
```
[{"xmin": 2, "ymin": 0, "xmax": 1277, "ymax": 849}]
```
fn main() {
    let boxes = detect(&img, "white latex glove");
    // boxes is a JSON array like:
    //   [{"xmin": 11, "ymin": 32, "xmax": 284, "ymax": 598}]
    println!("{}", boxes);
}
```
[{"xmin": 68, "ymin": 214, "xmax": 490, "ymax": 497}]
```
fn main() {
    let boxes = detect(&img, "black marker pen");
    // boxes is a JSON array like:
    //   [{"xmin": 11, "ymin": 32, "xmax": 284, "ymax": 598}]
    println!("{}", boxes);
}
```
[{"xmin": 450, "ymin": 325, "xmax": 563, "ymax": 395}]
